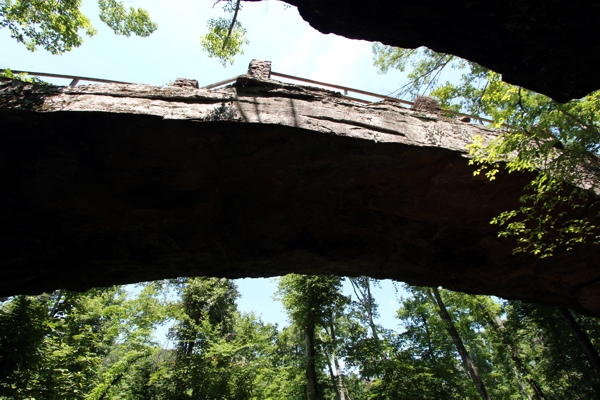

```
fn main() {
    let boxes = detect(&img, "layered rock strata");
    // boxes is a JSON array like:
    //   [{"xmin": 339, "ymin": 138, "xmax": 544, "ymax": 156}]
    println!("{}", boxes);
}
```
[{"xmin": 1, "ymin": 75, "xmax": 599, "ymax": 315}]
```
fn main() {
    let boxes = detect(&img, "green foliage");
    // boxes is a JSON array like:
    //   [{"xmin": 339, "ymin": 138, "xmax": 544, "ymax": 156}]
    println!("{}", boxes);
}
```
[
  {"xmin": 0, "ymin": 0, "xmax": 96, "ymax": 53},
  {"xmin": 98, "ymin": 0, "xmax": 157, "ymax": 37},
  {"xmin": 145, "ymin": 277, "xmax": 283, "ymax": 400},
  {"xmin": 198, "ymin": 0, "xmax": 248, "ymax": 67},
  {"xmin": 0, "ymin": 289, "xmax": 125, "ymax": 398},
  {"xmin": 276, "ymin": 274, "xmax": 353, "ymax": 399},
  {"xmin": 372, "ymin": 43, "xmax": 600, "ymax": 256},
  {"xmin": 87, "ymin": 348, "xmax": 152, "ymax": 400},
  {"xmin": 1, "ymin": 0, "xmax": 248, "ymax": 67},
  {"xmin": 1, "ymin": 67, "xmax": 49, "ymax": 84},
  {"xmin": 258, "ymin": 322, "xmax": 308, "ymax": 399},
  {"xmin": 372, "ymin": 44, "xmax": 461, "ymax": 100},
  {"xmin": 368, "ymin": 286, "xmax": 542, "ymax": 399},
  {"xmin": 464, "ymin": 76, "xmax": 600, "ymax": 256},
  {"xmin": 201, "ymin": 17, "xmax": 248, "ymax": 67},
  {"xmin": 0, "ymin": 283, "xmax": 171, "ymax": 400},
  {"xmin": 0, "ymin": 295, "xmax": 49, "ymax": 398},
  {"xmin": 277, "ymin": 274, "xmax": 348, "ymax": 329},
  {"xmin": 0, "ymin": 0, "xmax": 157, "ymax": 54},
  {"xmin": 503, "ymin": 301, "xmax": 600, "ymax": 398},
  {"xmin": 2, "ymin": 276, "xmax": 600, "ymax": 399}
]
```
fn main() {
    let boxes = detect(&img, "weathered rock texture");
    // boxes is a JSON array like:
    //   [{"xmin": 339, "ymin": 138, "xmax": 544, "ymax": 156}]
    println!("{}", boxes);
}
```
[
  {"xmin": 247, "ymin": 59, "xmax": 272, "ymax": 80},
  {"xmin": 1, "ymin": 76, "xmax": 600, "ymax": 316},
  {"xmin": 412, "ymin": 96, "xmax": 440, "ymax": 113},
  {"xmin": 260, "ymin": 0, "xmax": 600, "ymax": 102},
  {"xmin": 173, "ymin": 78, "xmax": 199, "ymax": 89}
]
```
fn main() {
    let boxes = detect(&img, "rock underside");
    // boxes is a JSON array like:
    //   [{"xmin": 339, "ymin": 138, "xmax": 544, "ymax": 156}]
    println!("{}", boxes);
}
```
[
  {"xmin": 1, "ymin": 75, "xmax": 600, "ymax": 316},
  {"xmin": 268, "ymin": 0, "xmax": 600, "ymax": 102}
]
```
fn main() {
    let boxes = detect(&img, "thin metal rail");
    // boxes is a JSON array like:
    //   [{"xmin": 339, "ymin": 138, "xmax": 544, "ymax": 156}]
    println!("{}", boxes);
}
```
[
  {"xmin": 199, "ymin": 71, "xmax": 495, "ymax": 125},
  {"xmin": 271, "ymin": 72, "xmax": 495, "ymax": 125},
  {"xmin": 201, "ymin": 76, "xmax": 239, "ymax": 89},
  {"xmin": 2, "ymin": 68, "xmax": 496, "ymax": 125},
  {"xmin": 272, "ymin": 71, "xmax": 414, "ymax": 106},
  {"xmin": 0, "ymin": 69, "xmax": 132, "ymax": 87}
]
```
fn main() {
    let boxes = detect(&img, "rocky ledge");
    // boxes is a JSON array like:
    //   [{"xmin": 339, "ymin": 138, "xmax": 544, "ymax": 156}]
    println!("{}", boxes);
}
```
[{"xmin": 1, "ymin": 71, "xmax": 599, "ymax": 315}]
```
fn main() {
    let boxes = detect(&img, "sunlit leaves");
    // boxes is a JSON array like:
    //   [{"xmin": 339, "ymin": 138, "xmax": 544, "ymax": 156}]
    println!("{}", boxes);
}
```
[
  {"xmin": 98, "ymin": 0, "xmax": 157, "ymax": 37},
  {"xmin": 198, "ymin": 0, "xmax": 248, "ymax": 67},
  {"xmin": 0, "ymin": 0, "xmax": 157, "ymax": 54},
  {"xmin": 373, "ymin": 42, "xmax": 600, "ymax": 257},
  {"xmin": 0, "ymin": 0, "xmax": 96, "ymax": 54},
  {"xmin": 1, "ymin": 67, "xmax": 48, "ymax": 84},
  {"xmin": 201, "ymin": 17, "xmax": 248, "ymax": 67},
  {"xmin": 373, "ymin": 45, "xmax": 456, "ymax": 98}
]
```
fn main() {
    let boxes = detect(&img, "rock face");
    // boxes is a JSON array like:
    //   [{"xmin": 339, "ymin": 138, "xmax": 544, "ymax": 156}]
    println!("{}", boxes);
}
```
[
  {"xmin": 173, "ymin": 78, "xmax": 199, "ymax": 89},
  {"xmin": 266, "ymin": 0, "xmax": 600, "ymax": 102},
  {"xmin": 1, "ymin": 75, "xmax": 600, "ymax": 316}
]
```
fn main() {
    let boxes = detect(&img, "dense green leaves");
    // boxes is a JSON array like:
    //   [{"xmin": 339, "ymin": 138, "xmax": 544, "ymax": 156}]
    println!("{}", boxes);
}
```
[
  {"xmin": 201, "ymin": 16, "xmax": 248, "ymax": 67},
  {"xmin": 0, "ymin": 0, "xmax": 158, "ymax": 54},
  {"xmin": 373, "ymin": 43, "xmax": 600, "ymax": 257},
  {"xmin": 0, "ymin": 288, "xmax": 132, "ymax": 398},
  {"xmin": 200, "ymin": 0, "xmax": 249, "ymax": 67},
  {"xmin": 97, "ymin": 0, "xmax": 157, "ymax": 37},
  {"xmin": 0, "ymin": 0, "xmax": 249, "ymax": 64},
  {"xmin": 0, "ymin": 0, "xmax": 97, "ymax": 54},
  {"xmin": 2, "ymin": 277, "xmax": 599, "ymax": 399}
]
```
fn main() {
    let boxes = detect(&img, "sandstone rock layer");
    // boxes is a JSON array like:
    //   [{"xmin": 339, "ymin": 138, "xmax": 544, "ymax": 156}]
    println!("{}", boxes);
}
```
[{"xmin": 1, "ymin": 77, "xmax": 600, "ymax": 315}]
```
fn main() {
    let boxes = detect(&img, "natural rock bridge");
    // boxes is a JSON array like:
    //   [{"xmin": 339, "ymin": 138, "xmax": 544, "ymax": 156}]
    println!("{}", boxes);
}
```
[{"xmin": 1, "ymin": 64, "xmax": 599, "ymax": 316}]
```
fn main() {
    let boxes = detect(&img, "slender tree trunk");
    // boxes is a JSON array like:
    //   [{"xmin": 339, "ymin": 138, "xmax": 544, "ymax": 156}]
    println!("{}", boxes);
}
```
[
  {"xmin": 511, "ymin": 363, "xmax": 533, "ymax": 400},
  {"xmin": 429, "ymin": 288, "xmax": 492, "ymax": 400},
  {"xmin": 49, "ymin": 290, "xmax": 63, "ymax": 318},
  {"xmin": 558, "ymin": 307, "xmax": 600, "ymax": 382},
  {"xmin": 420, "ymin": 314, "xmax": 435, "ymax": 363},
  {"xmin": 327, "ymin": 353, "xmax": 340, "ymax": 400},
  {"xmin": 349, "ymin": 277, "xmax": 379, "ymax": 340},
  {"xmin": 364, "ymin": 277, "xmax": 379, "ymax": 341},
  {"xmin": 478, "ymin": 303, "xmax": 546, "ymax": 399},
  {"xmin": 327, "ymin": 320, "xmax": 347, "ymax": 400},
  {"xmin": 222, "ymin": 0, "xmax": 241, "ymax": 50},
  {"xmin": 320, "ymin": 332, "xmax": 342, "ymax": 400},
  {"xmin": 332, "ymin": 348, "xmax": 346, "ymax": 400},
  {"xmin": 305, "ymin": 319, "xmax": 318, "ymax": 400},
  {"xmin": 493, "ymin": 313, "xmax": 546, "ymax": 400}
]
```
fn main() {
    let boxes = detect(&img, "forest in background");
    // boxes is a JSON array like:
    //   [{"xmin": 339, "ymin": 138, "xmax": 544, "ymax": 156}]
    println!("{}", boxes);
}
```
[{"xmin": 1, "ymin": 275, "xmax": 599, "ymax": 400}]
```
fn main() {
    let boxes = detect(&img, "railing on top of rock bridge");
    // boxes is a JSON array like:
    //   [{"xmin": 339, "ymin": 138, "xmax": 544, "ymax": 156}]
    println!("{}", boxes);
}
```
[
  {"xmin": 0, "ymin": 68, "xmax": 496, "ymax": 126},
  {"xmin": 0, "ymin": 69, "xmax": 133, "ymax": 87}
]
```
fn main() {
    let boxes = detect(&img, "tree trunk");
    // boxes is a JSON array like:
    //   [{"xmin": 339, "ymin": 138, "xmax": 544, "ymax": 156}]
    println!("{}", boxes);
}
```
[
  {"xmin": 429, "ymin": 287, "xmax": 492, "ymax": 400},
  {"xmin": 494, "ymin": 313, "xmax": 546, "ymax": 400},
  {"xmin": 327, "ymin": 320, "xmax": 347, "ymax": 400},
  {"xmin": 478, "ymin": 302, "xmax": 546, "ymax": 399},
  {"xmin": 332, "ymin": 348, "xmax": 346, "ymax": 400},
  {"xmin": 512, "ymin": 363, "xmax": 533, "ymax": 400},
  {"xmin": 305, "ymin": 319, "xmax": 318, "ymax": 400},
  {"xmin": 49, "ymin": 290, "xmax": 64, "ymax": 318},
  {"xmin": 320, "ymin": 332, "xmax": 342, "ymax": 400},
  {"xmin": 558, "ymin": 307, "xmax": 600, "ymax": 383},
  {"xmin": 327, "ymin": 354, "xmax": 340, "ymax": 400},
  {"xmin": 349, "ymin": 277, "xmax": 379, "ymax": 340}
]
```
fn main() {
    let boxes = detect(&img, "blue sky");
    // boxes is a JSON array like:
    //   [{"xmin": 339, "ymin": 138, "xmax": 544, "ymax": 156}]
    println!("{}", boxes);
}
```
[
  {"xmin": 1, "ymin": 0, "xmax": 418, "ymax": 333},
  {"xmin": 1, "ymin": 0, "xmax": 408, "ymax": 91}
]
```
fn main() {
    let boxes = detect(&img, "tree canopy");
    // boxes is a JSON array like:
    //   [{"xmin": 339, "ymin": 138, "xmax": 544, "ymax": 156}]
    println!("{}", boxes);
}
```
[
  {"xmin": 3, "ymin": 277, "xmax": 599, "ymax": 399},
  {"xmin": 0, "ymin": 0, "xmax": 248, "ymax": 65},
  {"xmin": 0, "ymin": 0, "xmax": 157, "ymax": 54},
  {"xmin": 373, "ymin": 44, "xmax": 600, "ymax": 257}
]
